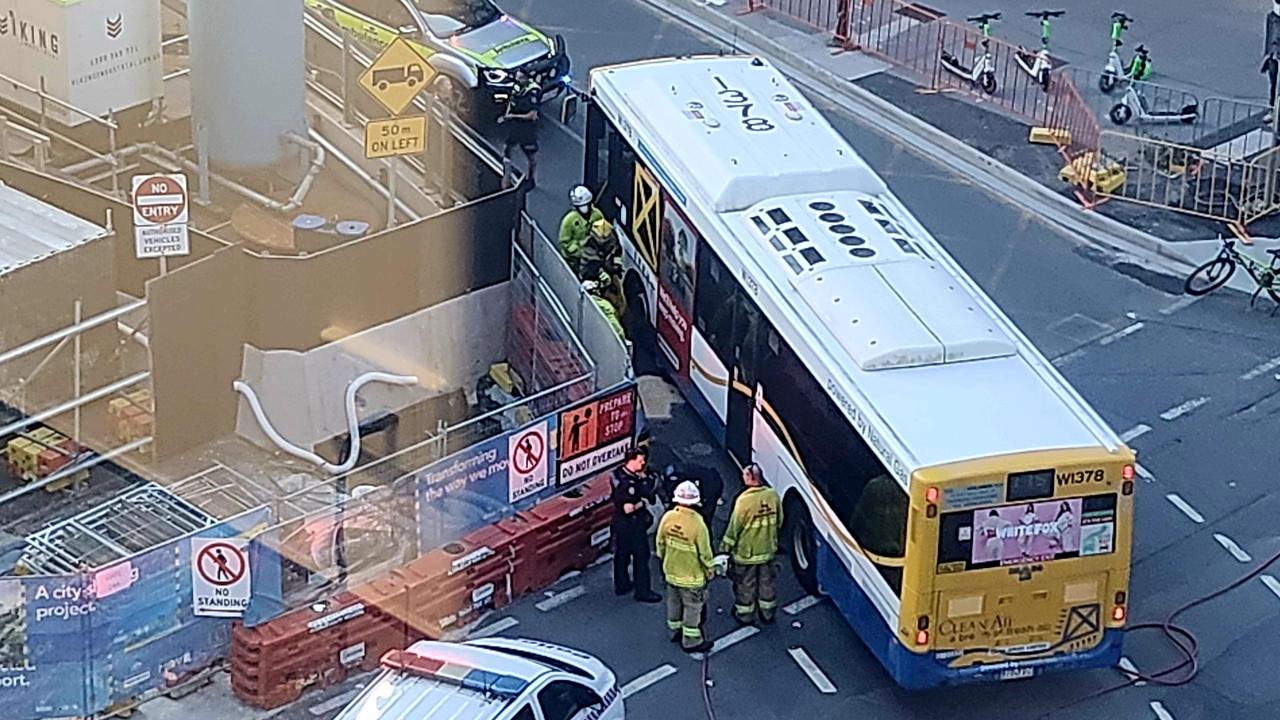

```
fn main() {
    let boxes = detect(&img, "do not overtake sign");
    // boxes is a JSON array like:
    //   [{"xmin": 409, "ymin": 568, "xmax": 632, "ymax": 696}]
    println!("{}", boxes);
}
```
[{"xmin": 191, "ymin": 537, "xmax": 251, "ymax": 618}]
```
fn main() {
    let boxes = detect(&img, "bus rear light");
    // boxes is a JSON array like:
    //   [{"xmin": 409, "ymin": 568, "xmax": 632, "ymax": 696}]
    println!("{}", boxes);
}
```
[
  {"xmin": 916, "ymin": 615, "xmax": 929, "ymax": 631},
  {"xmin": 925, "ymin": 486, "xmax": 940, "ymax": 503},
  {"xmin": 1115, "ymin": 591, "xmax": 1126, "ymax": 606},
  {"xmin": 1122, "ymin": 481, "xmax": 1134, "ymax": 496},
  {"xmin": 1121, "ymin": 464, "xmax": 1135, "ymax": 480},
  {"xmin": 915, "ymin": 629, "xmax": 929, "ymax": 646},
  {"xmin": 1112, "ymin": 605, "xmax": 1126, "ymax": 622}
]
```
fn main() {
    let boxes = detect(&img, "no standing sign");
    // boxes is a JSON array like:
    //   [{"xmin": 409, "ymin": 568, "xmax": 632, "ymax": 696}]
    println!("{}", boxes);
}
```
[
  {"xmin": 132, "ymin": 173, "xmax": 191, "ymax": 259},
  {"xmin": 191, "ymin": 537, "xmax": 251, "ymax": 618}
]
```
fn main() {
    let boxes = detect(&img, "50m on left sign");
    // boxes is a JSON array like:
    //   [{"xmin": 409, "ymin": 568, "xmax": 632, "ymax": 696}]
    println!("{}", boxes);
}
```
[{"xmin": 365, "ymin": 115, "xmax": 427, "ymax": 159}]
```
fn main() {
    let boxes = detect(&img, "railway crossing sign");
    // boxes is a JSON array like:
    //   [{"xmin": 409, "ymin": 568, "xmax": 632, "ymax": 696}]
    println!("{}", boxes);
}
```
[
  {"xmin": 508, "ymin": 421, "xmax": 549, "ymax": 503},
  {"xmin": 131, "ymin": 173, "xmax": 190, "ymax": 259},
  {"xmin": 191, "ymin": 537, "xmax": 251, "ymax": 618},
  {"xmin": 359, "ymin": 37, "xmax": 435, "ymax": 116}
]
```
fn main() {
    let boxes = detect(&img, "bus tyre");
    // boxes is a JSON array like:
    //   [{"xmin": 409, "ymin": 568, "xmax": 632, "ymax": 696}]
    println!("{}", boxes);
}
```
[{"xmin": 784, "ymin": 496, "xmax": 820, "ymax": 596}]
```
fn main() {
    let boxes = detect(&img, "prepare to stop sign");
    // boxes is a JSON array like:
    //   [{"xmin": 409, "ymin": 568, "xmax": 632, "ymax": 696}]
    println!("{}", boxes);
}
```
[{"xmin": 131, "ymin": 173, "xmax": 191, "ymax": 259}]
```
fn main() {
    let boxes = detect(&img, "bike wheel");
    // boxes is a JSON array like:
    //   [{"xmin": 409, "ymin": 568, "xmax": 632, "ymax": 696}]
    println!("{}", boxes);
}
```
[
  {"xmin": 1267, "ymin": 281, "xmax": 1280, "ymax": 306},
  {"xmin": 980, "ymin": 73, "xmax": 997, "ymax": 95},
  {"xmin": 1109, "ymin": 103, "xmax": 1132, "ymax": 125},
  {"xmin": 1184, "ymin": 257, "xmax": 1235, "ymax": 296},
  {"xmin": 1099, "ymin": 73, "xmax": 1116, "ymax": 94}
]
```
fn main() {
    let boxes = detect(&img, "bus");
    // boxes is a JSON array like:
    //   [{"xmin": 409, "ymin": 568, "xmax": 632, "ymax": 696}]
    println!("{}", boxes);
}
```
[{"xmin": 581, "ymin": 55, "xmax": 1135, "ymax": 688}]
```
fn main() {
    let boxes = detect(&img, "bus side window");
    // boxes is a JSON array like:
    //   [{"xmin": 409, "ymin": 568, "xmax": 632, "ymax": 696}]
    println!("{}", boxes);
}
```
[
  {"xmin": 584, "ymin": 103, "xmax": 608, "ymax": 197},
  {"xmin": 694, "ymin": 241, "xmax": 734, "ymax": 361},
  {"xmin": 758, "ymin": 335, "xmax": 908, "ymax": 594}
]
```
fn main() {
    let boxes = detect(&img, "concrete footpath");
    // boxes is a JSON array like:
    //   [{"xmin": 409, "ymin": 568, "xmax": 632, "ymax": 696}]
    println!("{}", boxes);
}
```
[{"xmin": 639, "ymin": 0, "xmax": 1280, "ymax": 272}]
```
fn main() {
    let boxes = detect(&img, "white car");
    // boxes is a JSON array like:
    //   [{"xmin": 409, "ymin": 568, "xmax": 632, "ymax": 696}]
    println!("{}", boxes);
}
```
[{"xmin": 335, "ymin": 637, "xmax": 624, "ymax": 720}]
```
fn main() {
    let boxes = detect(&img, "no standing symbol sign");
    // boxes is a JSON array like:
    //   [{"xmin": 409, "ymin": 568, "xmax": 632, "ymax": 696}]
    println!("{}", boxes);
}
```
[
  {"xmin": 508, "ymin": 420, "xmax": 549, "ymax": 503},
  {"xmin": 191, "ymin": 537, "xmax": 251, "ymax": 617}
]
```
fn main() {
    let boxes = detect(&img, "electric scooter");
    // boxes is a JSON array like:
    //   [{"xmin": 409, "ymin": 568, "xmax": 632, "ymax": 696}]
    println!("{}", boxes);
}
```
[
  {"xmin": 940, "ymin": 13, "xmax": 1001, "ymax": 95},
  {"xmin": 1014, "ymin": 10, "xmax": 1064, "ymax": 92},
  {"xmin": 1099, "ymin": 12, "xmax": 1152, "ymax": 94},
  {"xmin": 1108, "ymin": 46, "xmax": 1197, "ymax": 125}
]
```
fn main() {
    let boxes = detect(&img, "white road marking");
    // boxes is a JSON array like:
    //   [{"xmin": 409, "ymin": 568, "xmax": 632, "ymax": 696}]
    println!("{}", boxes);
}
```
[
  {"xmin": 535, "ymin": 584, "xmax": 586, "ymax": 612},
  {"xmin": 1165, "ymin": 493, "xmax": 1204, "ymax": 523},
  {"xmin": 620, "ymin": 664, "xmax": 678, "ymax": 699},
  {"xmin": 1241, "ymin": 355, "xmax": 1280, "ymax": 381},
  {"xmin": 554, "ymin": 570, "xmax": 582, "ymax": 585},
  {"xmin": 1098, "ymin": 322, "xmax": 1144, "ymax": 346},
  {"xmin": 1159, "ymin": 396, "xmax": 1210, "ymax": 421},
  {"xmin": 1134, "ymin": 463, "xmax": 1155, "ymax": 483},
  {"xmin": 1117, "ymin": 656, "xmax": 1146, "ymax": 686},
  {"xmin": 308, "ymin": 689, "xmax": 361, "ymax": 716},
  {"xmin": 1119, "ymin": 424, "xmax": 1152, "ymax": 442},
  {"xmin": 1159, "ymin": 295, "xmax": 1202, "ymax": 315},
  {"xmin": 783, "ymin": 595, "xmax": 822, "ymax": 616},
  {"xmin": 1213, "ymin": 533, "xmax": 1252, "ymax": 563},
  {"xmin": 1260, "ymin": 575, "xmax": 1280, "ymax": 600},
  {"xmin": 788, "ymin": 647, "xmax": 837, "ymax": 694},
  {"xmin": 591, "ymin": 553, "xmax": 613, "ymax": 568},
  {"xmin": 1051, "ymin": 346, "xmax": 1088, "ymax": 367},
  {"xmin": 703, "ymin": 625, "xmax": 760, "ymax": 658},
  {"xmin": 1150, "ymin": 700, "xmax": 1175, "ymax": 720},
  {"xmin": 471, "ymin": 617, "xmax": 520, "ymax": 639}
]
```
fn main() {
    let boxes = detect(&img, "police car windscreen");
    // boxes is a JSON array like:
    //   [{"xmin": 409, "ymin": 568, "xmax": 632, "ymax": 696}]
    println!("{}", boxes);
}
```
[{"xmin": 411, "ymin": 0, "xmax": 501, "ymax": 37}]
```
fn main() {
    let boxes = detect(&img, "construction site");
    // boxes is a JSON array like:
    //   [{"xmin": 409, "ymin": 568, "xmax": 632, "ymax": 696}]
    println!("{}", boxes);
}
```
[{"xmin": 0, "ymin": 1, "xmax": 630, "ymax": 717}]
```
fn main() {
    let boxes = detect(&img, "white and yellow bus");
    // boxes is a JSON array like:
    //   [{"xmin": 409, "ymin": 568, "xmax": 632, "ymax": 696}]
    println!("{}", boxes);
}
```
[{"xmin": 582, "ymin": 55, "xmax": 1135, "ymax": 687}]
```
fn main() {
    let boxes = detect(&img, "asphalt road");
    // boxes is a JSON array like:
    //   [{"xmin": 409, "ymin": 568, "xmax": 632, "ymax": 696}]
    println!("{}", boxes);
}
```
[{"xmin": 274, "ymin": 1, "xmax": 1280, "ymax": 719}]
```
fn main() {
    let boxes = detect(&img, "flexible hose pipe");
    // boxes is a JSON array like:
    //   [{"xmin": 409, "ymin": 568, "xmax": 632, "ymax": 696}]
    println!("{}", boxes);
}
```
[{"xmin": 233, "ymin": 371, "xmax": 418, "ymax": 475}]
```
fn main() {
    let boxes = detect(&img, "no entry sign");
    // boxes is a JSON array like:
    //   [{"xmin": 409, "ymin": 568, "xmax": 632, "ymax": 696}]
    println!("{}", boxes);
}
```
[
  {"xmin": 191, "ymin": 537, "xmax": 251, "ymax": 617},
  {"xmin": 131, "ymin": 173, "xmax": 190, "ymax": 259}
]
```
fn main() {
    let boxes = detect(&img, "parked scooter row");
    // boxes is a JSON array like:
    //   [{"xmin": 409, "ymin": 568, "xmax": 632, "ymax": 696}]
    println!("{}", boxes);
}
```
[{"xmin": 938, "ymin": 9, "xmax": 1197, "ymax": 126}]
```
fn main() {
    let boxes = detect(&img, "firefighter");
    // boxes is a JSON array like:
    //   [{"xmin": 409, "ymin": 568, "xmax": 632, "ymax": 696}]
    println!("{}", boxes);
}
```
[
  {"xmin": 583, "ymin": 274, "xmax": 626, "ymax": 341},
  {"xmin": 580, "ymin": 218, "xmax": 621, "ymax": 282},
  {"xmin": 559, "ymin": 185, "xmax": 605, "ymax": 273},
  {"xmin": 656, "ymin": 480, "xmax": 716, "ymax": 653},
  {"xmin": 720, "ymin": 464, "xmax": 783, "ymax": 625}
]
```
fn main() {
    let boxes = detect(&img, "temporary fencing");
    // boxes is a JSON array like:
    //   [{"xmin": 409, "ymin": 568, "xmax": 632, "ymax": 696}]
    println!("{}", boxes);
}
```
[{"xmin": 230, "ymin": 476, "xmax": 615, "ymax": 709}]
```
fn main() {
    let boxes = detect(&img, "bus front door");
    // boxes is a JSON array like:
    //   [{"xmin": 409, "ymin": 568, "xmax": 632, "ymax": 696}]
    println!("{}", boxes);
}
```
[{"xmin": 725, "ymin": 291, "xmax": 764, "ymax": 467}]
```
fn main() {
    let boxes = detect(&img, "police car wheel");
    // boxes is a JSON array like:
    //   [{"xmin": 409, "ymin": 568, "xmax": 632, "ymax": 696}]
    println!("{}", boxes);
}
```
[{"xmin": 784, "ymin": 495, "xmax": 819, "ymax": 596}]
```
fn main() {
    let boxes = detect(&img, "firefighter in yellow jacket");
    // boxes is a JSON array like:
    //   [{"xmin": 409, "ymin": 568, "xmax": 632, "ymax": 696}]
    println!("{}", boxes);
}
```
[
  {"xmin": 656, "ymin": 480, "xmax": 716, "ymax": 653},
  {"xmin": 720, "ymin": 464, "xmax": 783, "ymax": 625}
]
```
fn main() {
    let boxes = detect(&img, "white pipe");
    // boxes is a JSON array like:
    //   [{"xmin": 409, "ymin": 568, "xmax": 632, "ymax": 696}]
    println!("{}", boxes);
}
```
[
  {"xmin": 233, "ymin": 371, "xmax": 418, "ymax": 475},
  {"xmin": 307, "ymin": 128, "xmax": 420, "ymax": 222},
  {"xmin": 143, "ymin": 133, "xmax": 325, "ymax": 215},
  {"xmin": 116, "ymin": 320, "xmax": 150, "ymax": 348}
]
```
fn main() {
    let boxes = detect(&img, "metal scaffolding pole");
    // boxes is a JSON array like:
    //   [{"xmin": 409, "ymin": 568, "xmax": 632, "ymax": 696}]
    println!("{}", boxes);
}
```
[
  {"xmin": 0, "ymin": 371, "xmax": 149, "ymax": 439},
  {"xmin": 0, "ymin": 299, "xmax": 147, "ymax": 366}
]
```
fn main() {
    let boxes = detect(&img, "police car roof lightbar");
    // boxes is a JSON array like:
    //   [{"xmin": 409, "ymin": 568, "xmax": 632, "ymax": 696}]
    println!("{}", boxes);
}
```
[{"xmin": 380, "ymin": 649, "xmax": 530, "ymax": 698}]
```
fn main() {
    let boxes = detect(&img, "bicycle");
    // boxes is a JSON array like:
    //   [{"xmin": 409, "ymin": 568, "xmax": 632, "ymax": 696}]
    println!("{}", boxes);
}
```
[{"xmin": 1183, "ymin": 237, "xmax": 1280, "ymax": 308}]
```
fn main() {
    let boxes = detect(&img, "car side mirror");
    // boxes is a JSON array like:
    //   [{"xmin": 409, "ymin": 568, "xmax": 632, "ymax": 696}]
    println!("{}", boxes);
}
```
[{"xmin": 396, "ymin": 24, "xmax": 419, "ymax": 39}]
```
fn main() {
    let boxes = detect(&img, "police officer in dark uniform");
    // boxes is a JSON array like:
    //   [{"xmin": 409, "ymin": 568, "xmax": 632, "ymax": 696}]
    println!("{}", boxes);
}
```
[
  {"xmin": 659, "ymin": 463, "xmax": 723, "ymax": 532},
  {"xmin": 611, "ymin": 449, "xmax": 662, "ymax": 603},
  {"xmin": 499, "ymin": 67, "xmax": 541, "ymax": 188}
]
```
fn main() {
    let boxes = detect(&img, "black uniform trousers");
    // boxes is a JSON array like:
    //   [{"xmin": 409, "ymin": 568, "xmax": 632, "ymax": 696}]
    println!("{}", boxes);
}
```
[{"xmin": 612, "ymin": 524, "xmax": 652, "ymax": 597}]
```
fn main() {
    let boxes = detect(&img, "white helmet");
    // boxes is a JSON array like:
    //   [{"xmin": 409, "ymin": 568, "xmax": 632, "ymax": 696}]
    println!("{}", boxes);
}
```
[
  {"xmin": 582, "ymin": 278, "xmax": 600, "ymax": 294},
  {"xmin": 673, "ymin": 480, "xmax": 701, "ymax": 506},
  {"xmin": 569, "ymin": 185, "xmax": 593, "ymax": 207}
]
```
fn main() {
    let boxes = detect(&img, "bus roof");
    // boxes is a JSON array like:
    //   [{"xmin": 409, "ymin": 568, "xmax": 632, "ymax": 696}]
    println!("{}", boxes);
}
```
[{"xmin": 589, "ymin": 56, "xmax": 1119, "ymax": 474}]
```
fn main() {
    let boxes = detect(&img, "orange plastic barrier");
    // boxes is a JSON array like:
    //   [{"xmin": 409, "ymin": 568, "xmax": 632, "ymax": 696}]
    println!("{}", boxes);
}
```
[{"xmin": 231, "ymin": 477, "xmax": 616, "ymax": 709}]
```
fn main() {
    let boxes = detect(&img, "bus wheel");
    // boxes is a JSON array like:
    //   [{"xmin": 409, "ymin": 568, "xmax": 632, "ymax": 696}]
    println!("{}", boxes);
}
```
[{"xmin": 784, "ymin": 496, "xmax": 819, "ymax": 596}]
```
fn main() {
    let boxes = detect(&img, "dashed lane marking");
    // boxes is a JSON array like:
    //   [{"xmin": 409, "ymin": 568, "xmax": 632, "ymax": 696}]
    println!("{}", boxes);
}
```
[
  {"xmin": 783, "ymin": 595, "xmax": 822, "ymax": 616},
  {"xmin": 1213, "ymin": 533, "xmax": 1252, "ymax": 563},
  {"xmin": 1118, "ymin": 656, "xmax": 1146, "ymax": 686},
  {"xmin": 591, "ymin": 553, "xmax": 613, "ymax": 568},
  {"xmin": 1098, "ymin": 322, "xmax": 1145, "ymax": 346},
  {"xmin": 1261, "ymin": 575, "xmax": 1280, "ymax": 600},
  {"xmin": 471, "ymin": 617, "xmax": 520, "ymax": 638},
  {"xmin": 1159, "ymin": 396, "xmax": 1210, "ymax": 421},
  {"xmin": 1165, "ymin": 493, "xmax": 1204, "ymax": 524},
  {"xmin": 788, "ymin": 647, "xmax": 837, "ymax": 694},
  {"xmin": 1134, "ymin": 463, "xmax": 1155, "ymax": 483},
  {"xmin": 535, "ymin": 584, "xmax": 586, "ymax": 612},
  {"xmin": 1241, "ymin": 355, "xmax": 1280, "ymax": 381},
  {"xmin": 1150, "ymin": 700, "xmax": 1175, "ymax": 720},
  {"xmin": 1120, "ymin": 424, "xmax": 1152, "ymax": 442},
  {"xmin": 620, "ymin": 664, "xmax": 677, "ymax": 699},
  {"xmin": 1159, "ymin": 295, "xmax": 1203, "ymax": 315},
  {"xmin": 308, "ymin": 689, "xmax": 361, "ymax": 716},
  {"xmin": 694, "ymin": 625, "xmax": 760, "ymax": 660}
]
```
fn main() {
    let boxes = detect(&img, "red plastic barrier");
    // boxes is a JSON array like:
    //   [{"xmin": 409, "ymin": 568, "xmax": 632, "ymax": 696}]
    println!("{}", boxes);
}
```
[{"xmin": 231, "ymin": 479, "xmax": 616, "ymax": 709}]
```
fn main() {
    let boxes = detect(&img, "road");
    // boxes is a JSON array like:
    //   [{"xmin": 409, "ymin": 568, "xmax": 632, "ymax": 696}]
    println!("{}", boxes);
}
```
[{"xmin": 267, "ymin": 1, "xmax": 1280, "ymax": 719}]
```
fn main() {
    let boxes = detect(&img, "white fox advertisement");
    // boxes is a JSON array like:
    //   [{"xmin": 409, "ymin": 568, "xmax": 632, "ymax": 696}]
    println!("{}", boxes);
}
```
[{"xmin": 0, "ymin": 0, "xmax": 162, "ymax": 126}]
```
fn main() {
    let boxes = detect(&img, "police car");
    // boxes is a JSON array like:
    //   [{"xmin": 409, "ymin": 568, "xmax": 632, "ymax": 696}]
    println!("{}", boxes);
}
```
[
  {"xmin": 305, "ymin": 0, "xmax": 570, "ymax": 115},
  {"xmin": 335, "ymin": 638, "xmax": 624, "ymax": 720}
]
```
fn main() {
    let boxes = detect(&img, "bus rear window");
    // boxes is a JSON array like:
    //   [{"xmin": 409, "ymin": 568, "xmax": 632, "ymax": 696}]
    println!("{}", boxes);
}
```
[{"xmin": 937, "ymin": 494, "xmax": 1117, "ymax": 572}]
